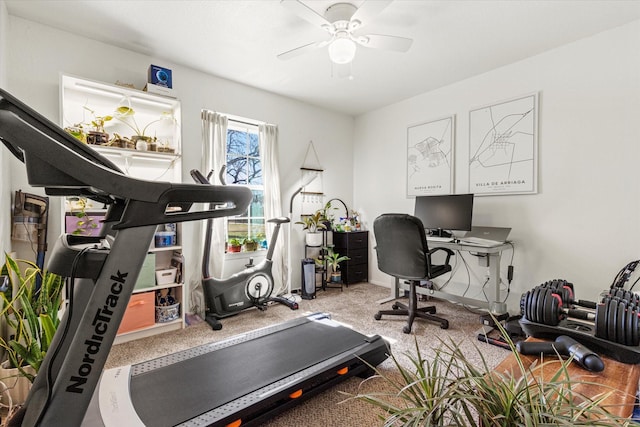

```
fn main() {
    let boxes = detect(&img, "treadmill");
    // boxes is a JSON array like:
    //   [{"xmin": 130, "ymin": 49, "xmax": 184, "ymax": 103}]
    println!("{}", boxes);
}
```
[{"xmin": 0, "ymin": 88, "xmax": 389, "ymax": 426}]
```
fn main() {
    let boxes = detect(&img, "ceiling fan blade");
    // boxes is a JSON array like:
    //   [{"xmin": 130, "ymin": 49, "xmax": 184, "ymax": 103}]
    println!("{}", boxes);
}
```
[
  {"xmin": 277, "ymin": 39, "xmax": 331, "ymax": 60},
  {"xmin": 281, "ymin": 0, "xmax": 331, "ymax": 29},
  {"xmin": 350, "ymin": 0, "xmax": 393, "ymax": 29},
  {"xmin": 354, "ymin": 34, "xmax": 413, "ymax": 52}
]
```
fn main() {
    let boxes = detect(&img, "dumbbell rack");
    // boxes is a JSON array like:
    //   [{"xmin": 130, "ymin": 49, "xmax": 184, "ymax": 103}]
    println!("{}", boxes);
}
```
[{"xmin": 520, "ymin": 280, "xmax": 640, "ymax": 364}]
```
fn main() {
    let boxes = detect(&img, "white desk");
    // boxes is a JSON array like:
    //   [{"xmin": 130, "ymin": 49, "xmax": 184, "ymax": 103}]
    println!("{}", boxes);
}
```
[{"xmin": 381, "ymin": 240, "xmax": 512, "ymax": 315}]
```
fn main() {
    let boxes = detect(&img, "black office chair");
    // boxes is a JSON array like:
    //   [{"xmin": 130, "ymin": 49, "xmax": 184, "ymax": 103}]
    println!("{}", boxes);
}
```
[{"xmin": 373, "ymin": 213, "xmax": 454, "ymax": 332}]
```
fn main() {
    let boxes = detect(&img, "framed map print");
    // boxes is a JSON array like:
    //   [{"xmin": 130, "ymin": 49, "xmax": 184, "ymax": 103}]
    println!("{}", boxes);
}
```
[
  {"xmin": 407, "ymin": 115, "xmax": 454, "ymax": 196},
  {"xmin": 469, "ymin": 93, "xmax": 538, "ymax": 195}
]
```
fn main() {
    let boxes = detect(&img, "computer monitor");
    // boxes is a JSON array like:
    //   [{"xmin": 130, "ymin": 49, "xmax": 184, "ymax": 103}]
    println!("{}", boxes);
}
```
[{"xmin": 413, "ymin": 194, "xmax": 474, "ymax": 237}]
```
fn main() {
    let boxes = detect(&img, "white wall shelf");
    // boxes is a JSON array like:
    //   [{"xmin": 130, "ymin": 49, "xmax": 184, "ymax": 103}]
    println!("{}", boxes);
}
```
[
  {"xmin": 60, "ymin": 74, "xmax": 186, "ymax": 342},
  {"xmin": 60, "ymin": 74, "xmax": 182, "ymax": 182}
]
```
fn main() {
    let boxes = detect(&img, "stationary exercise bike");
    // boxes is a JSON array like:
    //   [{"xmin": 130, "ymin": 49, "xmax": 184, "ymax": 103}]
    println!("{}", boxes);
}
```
[{"xmin": 191, "ymin": 169, "xmax": 298, "ymax": 330}]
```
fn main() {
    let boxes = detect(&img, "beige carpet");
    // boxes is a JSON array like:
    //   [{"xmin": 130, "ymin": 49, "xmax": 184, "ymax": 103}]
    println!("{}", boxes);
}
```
[{"xmin": 106, "ymin": 283, "xmax": 510, "ymax": 426}]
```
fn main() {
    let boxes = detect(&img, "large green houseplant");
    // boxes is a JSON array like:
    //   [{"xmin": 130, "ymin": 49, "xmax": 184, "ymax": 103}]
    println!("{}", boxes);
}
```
[{"xmin": 0, "ymin": 255, "xmax": 64, "ymax": 383}]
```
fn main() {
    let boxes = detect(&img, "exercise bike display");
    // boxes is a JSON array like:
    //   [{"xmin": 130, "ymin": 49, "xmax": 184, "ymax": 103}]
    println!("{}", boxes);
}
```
[{"xmin": 191, "ymin": 169, "xmax": 297, "ymax": 330}]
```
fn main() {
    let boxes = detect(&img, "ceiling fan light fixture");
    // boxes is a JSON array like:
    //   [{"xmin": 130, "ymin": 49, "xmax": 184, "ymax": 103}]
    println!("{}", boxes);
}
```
[{"xmin": 328, "ymin": 37, "xmax": 356, "ymax": 64}]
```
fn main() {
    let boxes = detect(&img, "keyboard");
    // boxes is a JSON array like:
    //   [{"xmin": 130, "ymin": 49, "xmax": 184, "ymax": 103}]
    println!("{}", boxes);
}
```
[
  {"xmin": 427, "ymin": 236, "xmax": 454, "ymax": 243},
  {"xmin": 458, "ymin": 237, "xmax": 503, "ymax": 247}
]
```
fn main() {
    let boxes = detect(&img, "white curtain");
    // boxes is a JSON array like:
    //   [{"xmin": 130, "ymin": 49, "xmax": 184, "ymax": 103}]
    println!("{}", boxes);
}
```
[
  {"xmin": 191, "ymin": 110, "xmax": 227, "ymax": 317},
  {"xmin": 259, "ymin": 124, "xmax": 286, "ymax": 294}
]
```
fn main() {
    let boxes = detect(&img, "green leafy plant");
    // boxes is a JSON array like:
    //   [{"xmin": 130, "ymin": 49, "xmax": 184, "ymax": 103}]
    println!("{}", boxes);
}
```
[
  {"xmin": 0, "ymin": 255, "xmax": 64, "ymax": 382},
  {"xmin": 68, "ymin": 197, "xmax": 99, "ymax": 235},
  {"xmin": 63, "ymin": 123, "xmax": 86, "ymax": 143},
  {"xmin": 227, "ymin": 238, "xmax": 242, "ymax": 253},
  {"xmin": 242, "ymin": 237, "xmax": 258, "ymax": 252},
  {"xmin": 319, "ymin": 201, "xmax": 338, "ymax": 228},
  {"xmin": 342, "ymin": 331, "xmax": 634, "ymax": 426},
  {"xmin": 325, "ymin": 250, "xmax": 349, "ymax": 273},
  {"xmin": 81, "ymin": 106, "xmax": 112, "ymax": 133},
  {"xmin": 113, "ymin": 105, "xmax": 172, "ymax": 137},
  {"xmin": 295, "ymin": 211, "xmax": 327, "ymax": 233}
]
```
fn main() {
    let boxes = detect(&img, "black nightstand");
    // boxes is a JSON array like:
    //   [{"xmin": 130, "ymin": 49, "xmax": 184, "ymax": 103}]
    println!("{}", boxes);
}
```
[{"xmin": 332, "ymin": 231, "xmax": 369, "ymax": 286}]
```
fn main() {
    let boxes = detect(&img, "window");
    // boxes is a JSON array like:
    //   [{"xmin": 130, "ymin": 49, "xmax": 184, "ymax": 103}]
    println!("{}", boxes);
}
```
[{"xmin": 225, "ymin": 121, "xmax": 265, "ymax": 248}]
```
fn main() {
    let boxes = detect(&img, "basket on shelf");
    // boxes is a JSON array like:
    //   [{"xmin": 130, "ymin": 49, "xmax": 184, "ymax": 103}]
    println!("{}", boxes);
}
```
[
  {"xmin": 155, "ymin": 288, "xmax": 180, "ymax": 323},
  {"xmin": 155, "ymin": 302, "xmax": 180, "ymax": 323}
]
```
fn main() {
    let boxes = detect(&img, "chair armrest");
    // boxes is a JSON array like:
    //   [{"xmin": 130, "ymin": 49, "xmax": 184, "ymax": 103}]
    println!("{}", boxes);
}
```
[{"xmin": 427, "ymin": 247, "xmax": 455, "ymax": 265}]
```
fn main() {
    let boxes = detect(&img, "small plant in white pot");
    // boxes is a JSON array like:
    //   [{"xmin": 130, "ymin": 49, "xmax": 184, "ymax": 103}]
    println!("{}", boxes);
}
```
[{"xmin": 296, "ymin": 211, "xmax": 327, "ymax": 247}]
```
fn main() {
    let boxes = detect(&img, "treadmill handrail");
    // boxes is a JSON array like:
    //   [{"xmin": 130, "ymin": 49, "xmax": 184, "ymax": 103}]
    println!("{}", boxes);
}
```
[
  {"xmin": 0, "ymin": 89, "xmax": 255, "ymax": 427},
  {"xmin": 0, "ymin": 89, "xmax": 252, "ymax": 226}
]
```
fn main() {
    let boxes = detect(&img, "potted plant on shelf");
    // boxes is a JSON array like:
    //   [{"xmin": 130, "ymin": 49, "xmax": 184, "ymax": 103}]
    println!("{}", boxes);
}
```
[
  {"xmin": 256, "ymin": 232, "xmax": 267, "ymax": 250},
  {"xmin": 324, "ymin": 250, "xmax": 349, "ymax": 282},
  {"xmin": 243, "ymin": 237, "xmax": 258, "ymax": 252},
  {"xmin": 83, "ymin": 106, "xmax": 112, "ymax": 145},
  {"xmin": 113, "ymin": 105, "xmax": 172, "ymax": 152},
  {"xmin": 227, "ymin": 238, "xmax": 242, "ymax": 253},
  {"xmin": 318, "ymin": 201, "xmax": 338, "ymax": 231},
  {"xmin": 0, "ymin": 255, "xmax": 64, "ymax": 407},
  {"xmin": 348, "ymin": 209, "xmax": 361, "ymax": 231},
  {"xmin": 296, "ymin": 211, "xmax": 327, "ymax": 247},
  {"xmin": 63, "ymin": 121, "xmax": 87, "ymax": 144},
  {"xmin": 66, "ymin": 197, "xmax": 100, "ymax": 236},
  {"xmin": 110, "ymin": 132, "xmax": 135, "ymax": 150}
]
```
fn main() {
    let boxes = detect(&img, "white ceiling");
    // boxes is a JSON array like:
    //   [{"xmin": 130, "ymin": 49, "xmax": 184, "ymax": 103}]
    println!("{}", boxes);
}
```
[{"xmin": 6, "ymin": 0, "xmax": 640, "ymax": 116}]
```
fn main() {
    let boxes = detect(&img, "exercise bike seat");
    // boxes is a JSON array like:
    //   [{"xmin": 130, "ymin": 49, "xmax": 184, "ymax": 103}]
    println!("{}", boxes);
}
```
[{"xmin": 268, "ymin": 217, "xmax": 290, "ymax": 225}]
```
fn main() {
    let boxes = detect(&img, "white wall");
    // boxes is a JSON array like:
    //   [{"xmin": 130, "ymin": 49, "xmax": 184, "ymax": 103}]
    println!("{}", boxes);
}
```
[
  {"xmin": 354, "ymin": 20, "xmax": 640, "ymax": 313},
  {"xmin": 6, "ymin": 14, "xmax": 640, "ymax": 317},
  {"xmin": 0, "ymin": 1, "xmax": 10, "ymax": 258},
  {"xmin": 5, "ymin": 16, "xmax": 354, "ymax": 302}
]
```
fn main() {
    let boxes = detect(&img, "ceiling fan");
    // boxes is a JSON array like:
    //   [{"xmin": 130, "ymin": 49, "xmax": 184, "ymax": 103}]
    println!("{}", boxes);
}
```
[{"xmin": 278, "ymin": 0, "xmax": 413, "ymax": 65}]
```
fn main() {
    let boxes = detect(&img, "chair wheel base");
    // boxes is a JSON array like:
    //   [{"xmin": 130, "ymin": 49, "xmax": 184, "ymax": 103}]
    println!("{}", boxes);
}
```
[{"xmin": 374, "ymin": 312, "xmax": 382, "ymax": 321}]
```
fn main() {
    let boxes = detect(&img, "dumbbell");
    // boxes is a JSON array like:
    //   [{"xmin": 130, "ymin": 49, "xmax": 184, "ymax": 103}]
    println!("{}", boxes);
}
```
[
  {"xmin": 601, "ymin": 288, "xmax": 640, "ymax": 309},
  {"xmin": 520, "ymin": 286, "xmax": 595, "ymax": 327},
  {"xmin": 594, "ymin": 296, "xmax": 640, "ymax": 346},
  {"xmin": 539, "ymin": 279, "xmax": 597, "ymax": 309}
]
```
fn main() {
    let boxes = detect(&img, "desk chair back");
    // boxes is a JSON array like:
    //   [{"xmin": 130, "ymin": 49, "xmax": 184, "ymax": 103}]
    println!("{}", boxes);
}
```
[
  {"xmin": 374, "ymin": 213, "xmax": 431, "ymax": 280},
  {"xmin": 373, "ymin": 213, "xmax": 453, "ymax": 331}
]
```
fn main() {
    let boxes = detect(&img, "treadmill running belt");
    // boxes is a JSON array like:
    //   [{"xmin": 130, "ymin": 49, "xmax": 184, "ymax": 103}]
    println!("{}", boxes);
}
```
[{"xmin": 130, "ymin": 318, "xmax": 370, "ymax": 426}]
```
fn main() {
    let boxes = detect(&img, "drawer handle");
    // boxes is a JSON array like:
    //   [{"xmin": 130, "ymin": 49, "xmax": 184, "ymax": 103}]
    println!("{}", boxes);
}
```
[{"xmin": 129, "ymin": 300, "xmax": 148, "ymax": 307}]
